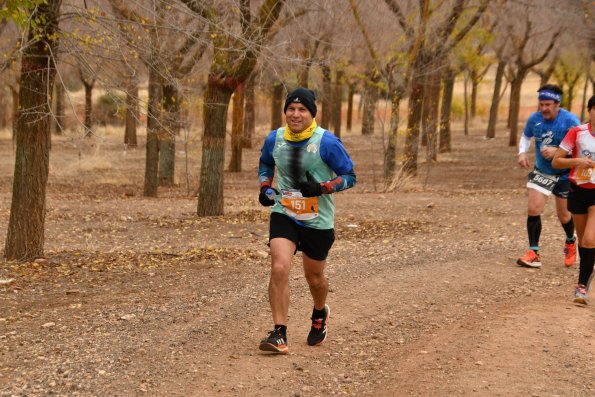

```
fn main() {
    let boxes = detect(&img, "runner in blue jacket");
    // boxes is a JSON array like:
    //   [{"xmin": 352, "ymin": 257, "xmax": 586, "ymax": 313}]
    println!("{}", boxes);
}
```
[{"xmin": 517, "ymin": 84, "xmax": 580, "ymax": 268}]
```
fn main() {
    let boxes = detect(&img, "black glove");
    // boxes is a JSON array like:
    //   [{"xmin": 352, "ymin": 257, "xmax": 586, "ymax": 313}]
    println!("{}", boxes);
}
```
[
  {"xmin": 259, "ymin": 186, "xmax": 279, "ymax": 206},
  {"xmin": 299, "ymin": 181, "xmax": 323, "ymax": 197}
]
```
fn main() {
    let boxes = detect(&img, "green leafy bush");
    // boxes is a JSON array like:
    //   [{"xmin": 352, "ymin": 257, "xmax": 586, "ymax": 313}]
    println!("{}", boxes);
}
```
[
  {"xmin": 94, "ymin": 93, "xmax": 125, "ymax": 126},
  {"xmin": 450, "ymin": 98, "xmax": 464, "ymax": 118}
]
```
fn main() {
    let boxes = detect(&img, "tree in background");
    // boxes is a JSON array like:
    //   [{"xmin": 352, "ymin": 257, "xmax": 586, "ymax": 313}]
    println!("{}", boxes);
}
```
[
  {"xmin": 385, "ymin": 0, "xmax": 488, "ymax": 176},
  {"xmin": 228, "ymin": 81, "xmax": 245, "ymax": 172},
  {"xmin": 319, "ymin": 46, "xmax": 333, "ymax": 129},
  {"xmin": 180, "ymin": 0, "xmax": 284, "ymax": 216},
  {"xmin": 465, "ymin": 26, "xmax": 494, "ymax": 120},
  {"xmin": 53, "ymin": 78, "xmax": 66, "ymax": 134},
  {"xmin": 332, "ymin": 67, "xmax": 344, "ymax": 137},
  {"xmin": 439, "ymin": 66, "xmax": 456, "ymax": 151},
  {"xmin": 485, "ymin": 14, "xmax": 510, "ymax": 140},
  {"xmin": 0, "ymin": 13, "xmax": 23, "ymax": 141},
  {"xmin": 242, "ymin": 72, "xmax": 256, "ymax": 149},
  {"xmin": 451, "ymin": 19, "xmax": 495, "ymax": 143},
  {"xmin": 109, "ymin": 0, "xmax": 207, "ymax": 193},
  {"xmin": 270, "ymin": 82, "xmax": 284, "ymax": 130},
  {"xmin": 532, "ymin": 55, "xmax": 558, "ymax": 90},
  {"xmin": 351, "ymin": 0, "xmax": 411, "ymax": 187},
  {"xmin": 505, "ymin": 19, "xmax": 558, "ymax": 146},
  {"xmin": 124, "ymin": 73, "xmax": 139, "ymax": 146},
  {"xmin": 77, "ymin": 64, "xmax": 97, "ymax": 136},
  {"xmin": 554, "ymin": 51, "xmax": 587, "ymax": 112}
]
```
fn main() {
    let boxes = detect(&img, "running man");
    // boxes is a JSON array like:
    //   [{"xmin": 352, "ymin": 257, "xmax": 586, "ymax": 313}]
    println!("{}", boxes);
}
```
[
  {"xmin": 517, "ymin": 84, "xmax": 581, "ymax": 268},
  {"xmin": 552, "ymin": 95, "xmax": 595, "ymax": 304},
  {"xmin": 257, "ymin": 87, "xmax": 356, "ymax": 354}
]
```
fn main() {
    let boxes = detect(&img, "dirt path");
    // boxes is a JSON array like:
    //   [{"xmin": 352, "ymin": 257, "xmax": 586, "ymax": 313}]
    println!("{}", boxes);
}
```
[{"xmin": 1, "ymin": 127, "xmax": 595, "ymax": 396}]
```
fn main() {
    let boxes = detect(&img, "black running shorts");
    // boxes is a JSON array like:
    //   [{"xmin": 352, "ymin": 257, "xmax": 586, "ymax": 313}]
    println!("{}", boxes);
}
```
[
  {"xmin": 552, "ymin": 178, "xmax": 571, "ymax": 199},
  {"xmin": 269, "ymin": 212, "xmax": 335, "ymax": 261},
  {"xmin": 568, "ymin": 183, "xmax": 595, "ymax": 214}
]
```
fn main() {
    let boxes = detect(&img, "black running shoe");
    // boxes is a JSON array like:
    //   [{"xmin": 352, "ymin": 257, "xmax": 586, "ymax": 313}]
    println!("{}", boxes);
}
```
[
  {"xmin": 307, "ymin": 304, "xmax": 329, "ymax": 346},
  {"xmin": 259, "ymin": 328, "xmax": 289, "ymax": 354}
]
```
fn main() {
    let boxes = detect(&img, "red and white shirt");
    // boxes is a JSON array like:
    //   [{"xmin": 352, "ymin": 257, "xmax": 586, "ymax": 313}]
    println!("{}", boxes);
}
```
[{"xmin": 560, "ymin": 123, "xmax": 595, "ymax": 188}]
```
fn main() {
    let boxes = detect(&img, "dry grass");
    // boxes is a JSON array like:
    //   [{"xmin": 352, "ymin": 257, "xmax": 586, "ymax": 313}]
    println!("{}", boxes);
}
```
[{"xmin": 0, "ymin": 123, "xmax": 205, "ymax": 187}]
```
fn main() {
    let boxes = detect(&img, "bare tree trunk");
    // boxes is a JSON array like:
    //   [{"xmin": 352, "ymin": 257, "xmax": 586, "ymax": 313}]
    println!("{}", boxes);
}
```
[
  {"xmin": 197, "ymin": 79, "xmax": 234, "ymax": 216},
  {"xmin": 425, "ymin": 69, "xmax": 441, "ymax": 161},
  {"xmin": 358, "ymin": 88, "xmax": 364, "ymax": 120},
  {"xmin": 507, "ymin": 86, "xmax": 513, "ymax": 129},
  {"xmin": 463, "ymin": 72, "xmax": 469, "ymax": 136},
  {"xmin": 229, "ymin": 83, "xmax": 244, "ymax": 172},
  {"xmin": 54, "ymin": 82, "xmax": 65, "ymax": 134},
  {"xmin": 143, "ymin": 67, "xmax": 162, "ymax": 197},
  {"xmin": 566, "ymin": 79, "xmax": 578, "ymax": 112},
  {"xmin": 320, "ymin": 63, "xmax": 332, "ymax": 128},
  {"xmin": 332, "ymin": 69, "xmax": 343, "ymax": 137},
  {"xmin": 384, "ymin": 85, "xmax": 403, "ymax": 184},
  {"xmin": 270, "ymin": 82, "xmax": 283, "ymax": 130},
  {"xmin": 242, "ymin": 74, "xmax": 255, "ymax": 148},
  {"xmin": 421, "ymin": 81, "xmax": 430, "ymax": 147},
  {"xmin": 83, "ymin": 81, "xmax": 94, "ymax": 136},
  {"xmin": 0, "ymin": 92, "xmax": 7, "ymax": 129},
  {"xmin": 362, "ymin": 69, "xmax": 379, "ymax": 135},
  {"xmin": 5, "ymin": 0, "xmax": 61, "ymax": 261},
  {"xmin": 509, "ymin": 71, "xmax": 527, "ymax": 147},
  {"xmin": 539, "ymin": 73, "xmax": 548, "ymax": 88},
  {"xmin": 124, "ymin": 82, "xmax": 138, "ymax": 146},
  {"xmin": 10, "ymin": 85, "xmax": 18, "ymax": 143},
  {"xmin": 402, "ymin": 75, "xmax": 423, "ymax": 176},
  {"xmin": 580, "ymin": 60, "xmax": 591, "ymax": 121},
  {"xmin": 401, "ymin": 30, "xmax": 431, "ymax": 177},
  {"xmin": 470, "ymin": 68, "xmax": 481, "ymax": 119},
  {"xmin": 439, "ymin": 68, "xmax": 455, "ymax": 153},
  {"xmin": 558, "ymin": 83, "xmax": 568, "ymax": 108},
  {"xmin": 158, "ymin": 83, "xmax": 178, "ymax": 186},
  {"xmin": 299, "ymin": 60, "xmax": 312, "ymax": 88},
  {"xmin": 536, "ymin": 58, "xmax": 557, "ymax": 89},
  {"xmin": 486, "ymin": 61, "xmax": 505, "ymax": 139},
  {"xmin": 421, "ymin": 66, "xmax": 440, "ymax": 150},
  {"xmin": 346, "ymin": 83, "xmax": 354, "ymax": 132}
]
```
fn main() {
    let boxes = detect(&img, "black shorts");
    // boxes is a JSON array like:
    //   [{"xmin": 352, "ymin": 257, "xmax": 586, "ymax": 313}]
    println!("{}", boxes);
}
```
[
  {"xmin": 552, "ymin": 178, "xmax": 570, "ymax": 198},
  {"xmin": 568, "ymin": 183, "xmax": 595, "ymax": 214},
  {"xmin": 269, "ymin": 212, "xmax": 335, "ymax": 261}
]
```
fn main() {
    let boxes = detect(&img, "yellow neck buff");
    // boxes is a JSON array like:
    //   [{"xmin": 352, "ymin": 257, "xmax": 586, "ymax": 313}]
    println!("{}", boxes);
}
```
[{"xmin": 284, "ymin": 120, "xmax": 317, "ymax": 142}]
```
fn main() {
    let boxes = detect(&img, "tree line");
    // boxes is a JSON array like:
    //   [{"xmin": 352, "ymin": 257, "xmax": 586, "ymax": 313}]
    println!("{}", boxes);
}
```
[{"xmin": 1, "ymin": 0, "xmax": 593, "ymax": 261}]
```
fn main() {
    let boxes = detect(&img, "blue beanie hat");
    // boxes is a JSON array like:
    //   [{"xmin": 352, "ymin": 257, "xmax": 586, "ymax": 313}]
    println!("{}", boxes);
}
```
[{"xmin": 284, "ymin": 87, "xmax": 317, "ymax": 117}]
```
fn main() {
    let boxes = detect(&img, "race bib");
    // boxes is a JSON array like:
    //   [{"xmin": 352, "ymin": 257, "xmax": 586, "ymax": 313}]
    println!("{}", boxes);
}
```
[
  {"xmin": 575, "ymin": 167, "xmax": 595, "ymax": 185},
  {"xmin": 281, "ymin": 189, "xmax": 319, "ymax": 221},
  {"xmin": 527, "ymin": 170, "xmax": 559, "ymax": 196}
]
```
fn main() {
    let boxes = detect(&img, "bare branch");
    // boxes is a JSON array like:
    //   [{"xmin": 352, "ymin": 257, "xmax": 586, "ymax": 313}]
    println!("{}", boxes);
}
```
[
  {"xmin": 239, "ymin": 0, "xmax": 250, "ymax": 35},
  {"xmin": 350, "ymin": 0, "xmax": 379, "ymax": 64},
  {"xmin": 0, "ymin": 38, "xmax": 21, "ymax": 74},
  {"xmin": 442, "ymin": 0, "xmax": 489, "ymax": 55},
  {"xmin": 383, "ymin": 0, "xmax": 414, "ymax": 38}
]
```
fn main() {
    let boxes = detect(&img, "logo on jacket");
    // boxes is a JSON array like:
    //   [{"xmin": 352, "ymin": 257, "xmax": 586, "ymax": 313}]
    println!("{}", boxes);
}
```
[
  {"xmin": 307, "ymin": 143, "xmax": 317, "ymax": 153},
  {"xmin": 541, "ymin": 131, "xmax": 554, "ymax": 146}
]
